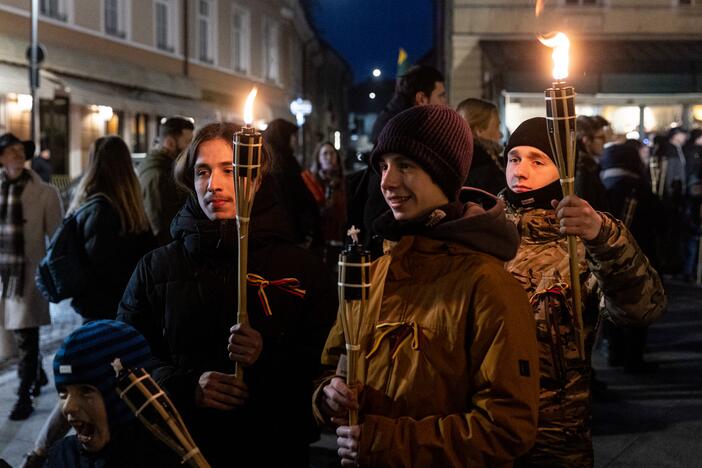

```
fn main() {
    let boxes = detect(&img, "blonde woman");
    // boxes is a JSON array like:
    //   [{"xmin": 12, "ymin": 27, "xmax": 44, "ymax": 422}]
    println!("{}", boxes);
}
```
[{"xmin": 457, "ymin": 98, "xmax": 506, "ymax": 195}]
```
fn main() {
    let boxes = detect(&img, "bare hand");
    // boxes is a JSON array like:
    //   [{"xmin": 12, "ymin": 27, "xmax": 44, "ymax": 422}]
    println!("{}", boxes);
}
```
[
  {"xmin": 228, "ymin": 323, "xmax": 263, "ymax": 367},
  {"xmin": 195, "ymin": 371, "xmax": 248, "ymax": 410},
  {"xmin": 322, "ymin": 377, "xmax": 359, "ymax": 419},
  {"xmin": 552, "ymin": 195, "xmax": 603, "ymax": 241},
  {"xmin": 337, "ymin": 424, "xmax": 361, "ymax": 466}
]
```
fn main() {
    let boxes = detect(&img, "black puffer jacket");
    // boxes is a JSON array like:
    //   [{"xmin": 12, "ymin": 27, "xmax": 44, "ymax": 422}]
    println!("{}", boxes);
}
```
[
  {"xmin": 117, "ymin": 185, "xmax": 337, "ymax": 467},
  {"xmin": 71, "ymin": 196, "xmax": 155, "ymax": 321}
]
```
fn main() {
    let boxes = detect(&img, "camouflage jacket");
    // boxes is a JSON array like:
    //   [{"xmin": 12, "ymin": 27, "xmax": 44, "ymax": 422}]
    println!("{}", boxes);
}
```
[{"xmin": 505, "ymin": 206, "xmax": 666, "ymax": 467}]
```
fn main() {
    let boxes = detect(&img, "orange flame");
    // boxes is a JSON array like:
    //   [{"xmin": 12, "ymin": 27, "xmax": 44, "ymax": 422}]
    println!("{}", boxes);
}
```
[
  {"xmin": 538, "ymin": 32, "xmax": 570, "ymax": 81},
  {"xmin": 244, "ymin": 87, "xmax": 257, "ymax": 125}
]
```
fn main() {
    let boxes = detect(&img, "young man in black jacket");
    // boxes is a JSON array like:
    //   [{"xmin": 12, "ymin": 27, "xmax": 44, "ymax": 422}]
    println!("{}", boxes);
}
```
[{"xmin": 118, "ymin": 122, "xmax": 338, "ymax": 467}]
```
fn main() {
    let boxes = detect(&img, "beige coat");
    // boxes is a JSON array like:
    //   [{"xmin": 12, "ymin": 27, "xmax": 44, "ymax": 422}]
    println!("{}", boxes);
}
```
[{"xmin": 0, "ymin": 169, "xmax": 62, "ymax": 330}]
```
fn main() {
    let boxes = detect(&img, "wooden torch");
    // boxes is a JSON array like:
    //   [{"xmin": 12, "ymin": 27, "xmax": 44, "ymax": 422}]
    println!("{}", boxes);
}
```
[
  {"xmin": 540, "ymin": 32, "xmax": 586, "ymax": 359},
  {"xmin": 337, "ymin": 226, "xmax": 370, "ymax": 425},
  {"xmin": 112, "ymin": 359, "xmax": 211, "ymax": 468},
  {"xmin": 233, "ymin": 87, "xmax": 263, "ymax": 379}
]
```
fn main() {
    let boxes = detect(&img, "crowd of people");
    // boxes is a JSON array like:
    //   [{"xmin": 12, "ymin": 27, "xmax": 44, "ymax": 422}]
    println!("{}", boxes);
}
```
[{"xmin": 0, "ymin": 61, "xmax": 696, "ymax": 467}]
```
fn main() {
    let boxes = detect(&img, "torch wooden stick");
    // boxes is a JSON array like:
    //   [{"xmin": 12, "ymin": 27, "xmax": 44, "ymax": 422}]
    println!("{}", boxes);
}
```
[
  {"xmin": 233, "ymin": 88, "xmax": 262, "ymax": 380},
  {"xmin": 337, "ymin": 226, "xmax": 370, "ymax": 425},
  {"xmin": 545, "ymin": 83, "xmax": 585, "ymax": 360},
  {"xmin": 111, "ymin": 359, "xmax": 211, "ymax": 468}
]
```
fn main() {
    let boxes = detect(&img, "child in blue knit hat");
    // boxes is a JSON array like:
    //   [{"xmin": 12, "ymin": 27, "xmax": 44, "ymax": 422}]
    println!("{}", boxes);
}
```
[{"xmin": 45, "ymin": 320, "xmax": 180, "ymax": 468}]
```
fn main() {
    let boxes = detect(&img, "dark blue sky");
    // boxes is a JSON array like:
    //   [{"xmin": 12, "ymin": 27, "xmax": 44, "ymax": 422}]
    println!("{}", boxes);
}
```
[{"xmin": 308, "ymin": 0, "xmax": 434, "ymax": 83}]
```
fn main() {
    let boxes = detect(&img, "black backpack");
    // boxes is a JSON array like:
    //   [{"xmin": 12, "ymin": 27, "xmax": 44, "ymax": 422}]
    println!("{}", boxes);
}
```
[{"xmin": 35, "ymin": 197, "xmax": 102, "ymax": 303}]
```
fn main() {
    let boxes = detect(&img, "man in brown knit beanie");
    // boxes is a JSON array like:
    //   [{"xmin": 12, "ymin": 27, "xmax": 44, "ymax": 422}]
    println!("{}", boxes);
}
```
[{"xmin": 313, "ymin": 105, "xmax": 540, "ymax": 466}]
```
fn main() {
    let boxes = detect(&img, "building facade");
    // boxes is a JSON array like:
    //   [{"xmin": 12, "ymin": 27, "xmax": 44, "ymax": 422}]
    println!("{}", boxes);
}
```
[
  {"xmin": 0, "ymin": 0, "xmax": 350, "ymax": 177},
  {"xmin": 445, "ymin": 0, "xmax": 702, "ymax": 136}
]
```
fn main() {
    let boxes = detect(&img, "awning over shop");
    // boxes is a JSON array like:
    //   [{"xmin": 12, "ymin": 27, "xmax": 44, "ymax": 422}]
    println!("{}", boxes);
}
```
[
  {"xmin": 0, "ymin": 62, "xmax": 60, "ymax": 99},
  {"xmin": 480, "ymin": 39, "xmax": 702, "ymax": 95}
]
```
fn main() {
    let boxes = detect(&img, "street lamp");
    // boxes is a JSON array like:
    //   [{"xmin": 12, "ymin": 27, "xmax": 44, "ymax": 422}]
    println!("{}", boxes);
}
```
[
  {"xmin": 369, "ymin": 92, "xmax": 376, "ymax": 100},
  {"xmin": 372, "ymin": 68, "xmax": 381, "ymax": 78}
]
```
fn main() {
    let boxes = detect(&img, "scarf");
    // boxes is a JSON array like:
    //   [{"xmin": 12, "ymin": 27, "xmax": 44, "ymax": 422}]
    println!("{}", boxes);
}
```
[
  {"xmin": 503, "ymin": 179, "xmax": 563, "ymax": 211},
  {"xmin": 0, "ymin": 169, "xmax": 30, "ymax": 298}
]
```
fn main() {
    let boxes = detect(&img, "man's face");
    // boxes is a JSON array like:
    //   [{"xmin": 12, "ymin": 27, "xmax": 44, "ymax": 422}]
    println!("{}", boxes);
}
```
[
  {"xmin": 584, "ymin": 129, "xmax": 606, "ymax": 156},
  {"xmin": 506, "ymin": 146, "xmax": 560, "ymax": 193},
  {"xmin": 416, "ymin": 81, "xmax": 448, "ymax": 106},
  {"xmin": 175, "ymin": 129, "xmax": 194, "ymax": 153},
  {"xmin": 194, "ymin": 138, "xmax": 237, "ymax": 221},
  {"xmin": 60, "ymin": 384, "xmax": 111, "ymax": 453},
  {"xmin": 670, "ymin": 131, "xmax": 688, "ymax": 147},
  {"xmin": 0, "ymin": 143, "xmax": 26, "ymax": 176},
  {"xmin": 379, "ymin": 153, "xmax": 448, "ymax": 221}
]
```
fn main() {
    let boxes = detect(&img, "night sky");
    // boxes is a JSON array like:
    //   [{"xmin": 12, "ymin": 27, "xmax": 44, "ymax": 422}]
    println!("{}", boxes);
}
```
[{"xmin": 308, "ymin": 0, "xmax": 434, "ymax": 83}]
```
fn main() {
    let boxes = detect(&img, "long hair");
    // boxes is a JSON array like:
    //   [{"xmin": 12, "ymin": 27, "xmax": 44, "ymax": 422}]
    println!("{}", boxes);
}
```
[
  {"xmin": 68, "ymin": 136, "xmax": 150, "ymax": 234},
  {"xmin": 174, "ymin": 121, "xmax": 271, "ymax": 193},
  {"xmin": 456, "ymin": 98, "xmax": 497, "ymax": 135},
  {"xmin": 310, "ymin": 141, "xmax": 344, "ymax": 177}
]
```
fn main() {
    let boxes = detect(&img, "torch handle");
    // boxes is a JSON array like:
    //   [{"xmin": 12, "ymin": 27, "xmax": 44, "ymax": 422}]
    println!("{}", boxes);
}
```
[
  {"xmin": 346, "ymin": 342, "xmax": 359, "ymax": 426},
  {"xmin": 566, "ymin": 234, "xmax": 585, "ymax": 358},
  {"xmin": 235, "ymin": 220, "xmax": 250, "ymax": 380}
]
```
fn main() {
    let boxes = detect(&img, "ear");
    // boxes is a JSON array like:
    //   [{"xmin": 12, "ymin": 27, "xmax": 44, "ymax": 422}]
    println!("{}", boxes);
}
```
[{"xmin": 414, "ymin": 91, "xmax": 429, "ymax": 106}]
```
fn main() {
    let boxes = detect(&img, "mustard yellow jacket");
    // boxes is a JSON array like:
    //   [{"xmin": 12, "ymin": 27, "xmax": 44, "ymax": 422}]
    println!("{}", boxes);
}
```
[{"xmin": 316, "ymin": 200, "xmax": 540, "ymax": 467}]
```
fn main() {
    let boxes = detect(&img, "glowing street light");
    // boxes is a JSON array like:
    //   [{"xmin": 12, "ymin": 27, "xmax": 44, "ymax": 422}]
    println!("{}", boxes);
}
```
[
  {"xmin": 372, "ymin": 68, "xmax": 381, "ymax": 78},
  {"xmin": 369, "ymin": 92, "xmax": 376, "ymax": 100}
]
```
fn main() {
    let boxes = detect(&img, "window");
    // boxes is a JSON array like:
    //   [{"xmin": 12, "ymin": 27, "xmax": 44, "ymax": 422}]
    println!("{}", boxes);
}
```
[
  {"xmin": 104, "ymin": 0, "xmax": 128, "ymax": 39},
  {"xmin": 263, "ymin": 18, "xmax": 280, "ymax": 82},
  {"xmin": 197, "ymin": 0, "xmax": 216, "ymax": 63},
  {"xmin": 155, "ymin": 0, "xmax": 177, "ymax": 52},
  {"xmin": 231, "ymin": 6, "xmax": 250, "ymax": 73},
  {"xmin": 40, "ymin": 0, "xmax": 68, "ymax": 21}
]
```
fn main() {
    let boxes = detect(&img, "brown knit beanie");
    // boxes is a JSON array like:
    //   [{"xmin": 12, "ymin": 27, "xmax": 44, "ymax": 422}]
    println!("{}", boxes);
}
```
[
  {"xmin": 503, "ymin": 117, "xmax": 555, "ymax": 164},
  {"xmin": 370, "ymin": 105, "xmax": 473, "ymax": 200}
]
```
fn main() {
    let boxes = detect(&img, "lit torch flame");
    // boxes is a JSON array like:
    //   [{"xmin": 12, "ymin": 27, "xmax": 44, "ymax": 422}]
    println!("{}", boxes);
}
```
[
  {"xmin": 538, "ymin": 32, "xmax": 570, "ymax": 81},
  {"xmin": 244, "ymin": 87, "xmax": 257, "ymax": 126}
]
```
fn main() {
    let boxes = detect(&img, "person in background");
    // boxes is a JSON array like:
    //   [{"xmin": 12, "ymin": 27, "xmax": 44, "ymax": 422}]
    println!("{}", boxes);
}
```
[
  {"xmin": 600, "ymin": 142, "xmax": 663, "ymax": 373},
  {"xmin": 0, "ymin": 133, "xmax": 63, "ymax": 421},
  {"xmin": 45, "ymin": 320, "xmax": 181, "ymax": 467},
  {"xmin": 21, "ymin": 136, "xmax": 158, "ymax": 467},
  {"xmin": 306, "ymin": 141, "xmax": 347, "ymax": 268},
  {"xmin": 315, "ymin": 106, "xmax": 539, "ymax": 466},
  {"xmin": 138, "ymin": 116, "xmax": 194, "ymax": 245},
  {"xmin": 119, "ymin": 122, "xmax": 337, "ymax": 466},
  {"xmin": 31, "ymin": 145, "xmax": 52, "ymax": 183},
  {"xmin": 264, "ymin": 118, "xmax": 321, "ymax": 248},
  {"xmin": 501, "ymin": 118, "xmax": 666, "ymax": 466},
  {"xmin": 457, "ymin": 97, "xmax": 506, "ymax": 195},
  {"xmin": 575, "ymin": 115, "xmax": 610, "ymax": 212},
  {"xmin": 347, "ymin": 64, "xmax": 448, "ymax": 258}
]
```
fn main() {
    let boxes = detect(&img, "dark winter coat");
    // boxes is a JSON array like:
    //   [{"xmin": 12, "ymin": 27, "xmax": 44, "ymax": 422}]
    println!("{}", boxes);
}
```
[
  {"xmin": 264, "ymin": 119, "xmax": 321, "ymax": 247},
  {"xmin": 464, "ymin": 137, "xmax": 506, "ymax": 196},
  {"xmin": 45, "ymin": 421, "xmax": 181, "ymax": 468},
  {"xmin": 70, "ymin": 196, "xmax": 155, "ymax": 321},
  {"xmin": 601, "ymin": 171, "xmax": 663, "ymax": 268},
  {"xmin": 575, "ymin": 149, "xmax": 610, "ymax": 212},
  {"xmin": 137, "ymin": 147, "xmax": 188, "ymax": 245},
  {"xmin": 117, "ymin": 187, "xmax": 337, "ymax": 467}
]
